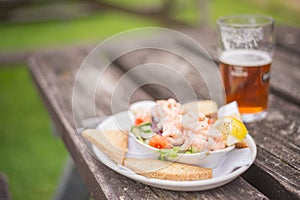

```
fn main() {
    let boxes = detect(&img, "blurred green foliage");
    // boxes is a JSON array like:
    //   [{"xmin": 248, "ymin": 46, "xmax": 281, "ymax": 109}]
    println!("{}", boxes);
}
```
[
  {"xmin": 0, "ymin": 11, "xmax": 158, "ymax": 52},
  {"xmin": 0, "ymin": 66, "xmax": 67, "ymax": 199},
  {"xmin": 211, "ymin": 0, "xmax": 300, "ymax": 26}
]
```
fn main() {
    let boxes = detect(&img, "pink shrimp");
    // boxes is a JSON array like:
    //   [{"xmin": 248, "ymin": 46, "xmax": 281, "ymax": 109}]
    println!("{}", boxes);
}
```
[{"xmin": 133, "ymin": 107, "xmax": 152, "ymax": 124}]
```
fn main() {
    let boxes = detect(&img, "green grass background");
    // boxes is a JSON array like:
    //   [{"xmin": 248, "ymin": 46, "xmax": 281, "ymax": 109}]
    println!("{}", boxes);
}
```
[
  {"xmin": 0, "ymin": 0, "xmax": 299, "ymax": 199},
  {"xmin": 0, "ymin": 66, "xmax": 67, "ymax": 199}
]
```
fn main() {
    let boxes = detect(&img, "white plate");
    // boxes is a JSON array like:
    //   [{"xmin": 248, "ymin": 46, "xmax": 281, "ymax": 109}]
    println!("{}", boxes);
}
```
[{"xmin": 86, "ymin": 111, "xmax": 257, "ymax": 191}]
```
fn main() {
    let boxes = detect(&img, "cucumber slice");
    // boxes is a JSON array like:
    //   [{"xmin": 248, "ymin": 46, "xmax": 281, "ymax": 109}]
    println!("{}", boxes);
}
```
[
  {"xmin": 138, "ymin": 122, "xmax": 151, "ymax": 127},
  {"xmin": 140, "ymin": 125, "xmax": 152, "ymax": 133},
  {"xmin": 141, "ymin": 131, "xmax": 155, "ymax": 139},
  {"xmin": 131, "ymin": 126, "xmax": 141, "ymax": 137}
]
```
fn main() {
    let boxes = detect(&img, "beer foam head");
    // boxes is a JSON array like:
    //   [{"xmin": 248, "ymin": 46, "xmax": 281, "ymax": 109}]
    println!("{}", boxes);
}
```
[{"xmin": 220, "ymin": 49, "xmax": 272, "ymax": 67}]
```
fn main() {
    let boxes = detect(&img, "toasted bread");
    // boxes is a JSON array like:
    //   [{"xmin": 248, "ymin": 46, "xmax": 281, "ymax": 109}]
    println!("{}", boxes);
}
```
[
  {"xmin": 124, "ymin": 158, "xmax": 212, "ymax": 181},
  {"xmin": 181, "ymin": 100, "xmax": 218, "ymax": 118},
  {"xmin": 82, "ymin": 129, "xmax": 128, "ymax": 165}
]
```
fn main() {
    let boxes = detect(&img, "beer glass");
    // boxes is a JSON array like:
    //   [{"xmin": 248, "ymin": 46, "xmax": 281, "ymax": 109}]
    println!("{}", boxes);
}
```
[{"xmin": 217, "ymin": 15, "xmax": 275, "ymax": 122}]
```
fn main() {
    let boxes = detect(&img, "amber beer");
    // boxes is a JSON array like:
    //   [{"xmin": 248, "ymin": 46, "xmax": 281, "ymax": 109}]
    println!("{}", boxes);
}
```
[
  {"xmin": 219, "ymin": 49, "xmax": 272, "ymax": 114},
  {"xmin": 217, "ymin": 15, "xmax": 274, "ymax": 122}
]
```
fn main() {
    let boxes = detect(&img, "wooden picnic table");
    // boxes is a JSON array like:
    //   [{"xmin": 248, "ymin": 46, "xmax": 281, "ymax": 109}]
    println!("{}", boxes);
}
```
[{"xmin": 28, "ymin": 25, "xmax": 300, "ymax": 200}]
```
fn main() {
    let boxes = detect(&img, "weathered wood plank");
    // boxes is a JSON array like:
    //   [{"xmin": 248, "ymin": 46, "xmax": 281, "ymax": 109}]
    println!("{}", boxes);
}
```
[
  {"xmin": 113, "ymin": 49, "xmax": 214, "ymax": 102},
  {"xmin": 242, "ymin": 95, "xmax": 300, "ymax": 200},
  {"xmin": 28, "ymin": 47, "xmax": 268, "ymax": 199},
  {"xmin": 248, "ymin": 94, "xmax": 300, "ymax": 168},
  {"xmin": 242, "ymin": 147, "xmax": 300, "ymax": 200},
  {"xmin": 275, "ymin": 25, "xmax": 300, "ymax": 54}
]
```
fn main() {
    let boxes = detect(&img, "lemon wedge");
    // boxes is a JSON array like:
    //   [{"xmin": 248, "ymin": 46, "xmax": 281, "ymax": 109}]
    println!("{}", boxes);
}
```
[{"xmin": 213, "ymin": 116, "xmax": 248, "ymax": 146}]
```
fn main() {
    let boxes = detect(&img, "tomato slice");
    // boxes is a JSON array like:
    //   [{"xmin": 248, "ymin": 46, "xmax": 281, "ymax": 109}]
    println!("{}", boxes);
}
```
[
  {"xmin": 135, "ymin": 118, "xmax": 144, "ymax": 125},
  {"xmin": 207, "ymin": 118, "xmax": 215, "ymax": 125},
  {"xmin": 149, "ymin": 135, "xmax": 169, "ymax": 149}
]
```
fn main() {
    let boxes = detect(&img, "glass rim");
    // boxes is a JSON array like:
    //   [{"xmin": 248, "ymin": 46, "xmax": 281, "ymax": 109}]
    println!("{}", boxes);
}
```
[{"xmin": 217, "ymin": 14, "xmax": 274, "ymax": 27}]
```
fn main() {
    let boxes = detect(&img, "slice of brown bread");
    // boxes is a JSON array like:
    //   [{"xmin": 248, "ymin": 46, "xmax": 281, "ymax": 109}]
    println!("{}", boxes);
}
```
[
  {"xmin": 124, "ymin": 158, "xmax": 212, "ymax": 181},
  {"xmin": 181, "ymin": 100, "xmax": 218, "ymax": 118},
  {"xmin": 82, "ymin": 129, "xmax": 128, "ymax": 165}
]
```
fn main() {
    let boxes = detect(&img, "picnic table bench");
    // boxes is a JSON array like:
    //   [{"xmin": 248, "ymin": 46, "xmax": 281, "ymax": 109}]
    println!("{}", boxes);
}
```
[{"xmin": 28, "ymin": 25, "xmax": 300, "ymax": 199}]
